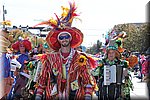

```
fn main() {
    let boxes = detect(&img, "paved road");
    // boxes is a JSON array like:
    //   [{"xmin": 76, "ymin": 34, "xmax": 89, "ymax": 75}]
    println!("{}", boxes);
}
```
[{"xmin": 130, "ymin": 72, "xmax": 149, "ymax": 100}]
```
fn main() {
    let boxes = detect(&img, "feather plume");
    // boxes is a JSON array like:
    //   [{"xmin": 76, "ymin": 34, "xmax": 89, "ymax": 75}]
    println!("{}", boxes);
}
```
[
  {"xmin": 33, "ymin": 18, "xmax": 57, "ymax": 28},
  {"xmin": 33, "ymin": 2, "xmax": 79, "ymax": 29}
]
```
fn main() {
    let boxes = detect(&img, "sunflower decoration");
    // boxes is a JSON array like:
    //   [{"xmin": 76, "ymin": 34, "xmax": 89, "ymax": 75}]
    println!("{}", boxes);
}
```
[
  {"xmin": 78, "ymin": 55, "xmax": 87, "ymax": 66},
  {"xmin": 1, "ymin": 20, "xmax": 11, "ymax": 26}
]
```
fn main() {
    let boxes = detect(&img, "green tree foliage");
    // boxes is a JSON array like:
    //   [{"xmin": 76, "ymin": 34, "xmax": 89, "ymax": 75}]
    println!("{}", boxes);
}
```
[
  {"xmin": 86, "ymin": 23, "xmax": 150, "ymax": 54},
  {"xmin": 113, "ymin": 23, "xmax": 150, "ymax": 53}
]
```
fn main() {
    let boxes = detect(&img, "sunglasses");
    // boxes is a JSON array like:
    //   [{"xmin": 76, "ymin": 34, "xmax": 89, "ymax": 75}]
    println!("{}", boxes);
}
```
[
  {"xmin": 58, "ymin": 35, "xmax": 71, "ymax": 40},
  {"xmin": 19, "ymin": 44, "xmax": 25, "ymax": 48}
]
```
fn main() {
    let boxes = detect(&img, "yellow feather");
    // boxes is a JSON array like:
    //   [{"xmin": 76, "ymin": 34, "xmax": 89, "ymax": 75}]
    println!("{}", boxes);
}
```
[
  {"xmin": 49, "ymin": 18, "xmax": 57, "ymax": 25},
  {"xmin": 61, "ymin": 6, "xmax": 69, "ymax": 18}
]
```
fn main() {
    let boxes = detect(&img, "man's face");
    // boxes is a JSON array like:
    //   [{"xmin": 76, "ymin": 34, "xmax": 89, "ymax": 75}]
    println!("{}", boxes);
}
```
[
  {"xmin": 107, "ymin": 49, "xmax": 116, "ymax": 61},
  {"xmin": 58, "ymin": 33, "xmax": 72, "ymax": 47}
]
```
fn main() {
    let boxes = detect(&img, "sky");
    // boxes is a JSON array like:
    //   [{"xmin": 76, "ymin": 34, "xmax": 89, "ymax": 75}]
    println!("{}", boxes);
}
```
[{"xmin": 0, "ymin": 0, "xmax": 149, "ymax": 47}]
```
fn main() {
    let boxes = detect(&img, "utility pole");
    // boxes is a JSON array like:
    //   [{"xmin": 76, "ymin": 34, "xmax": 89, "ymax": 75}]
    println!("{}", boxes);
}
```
[{"xmin": 3, "ymin": 5, "xmax": 7, "ymax": 28}]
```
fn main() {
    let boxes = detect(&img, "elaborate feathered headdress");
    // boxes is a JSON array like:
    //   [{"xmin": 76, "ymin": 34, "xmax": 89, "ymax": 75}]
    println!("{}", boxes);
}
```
[
  {"xmin": 33, "ymin": 2, "xmax": 79, "ymax": 28},
  {"xmin": 33, "ymin": 2, "xmax": 83, "ymax": 51},
  {"xmin": 34, "ymin": 2, "xmax": 79, "ymax": 28},
  {"xmin": 0, "ymin": 29, "xmax": 11, "ymax": 53},
  {"xmin": 105, "ymin": 30, "xmax": 127, "ymax": 53}
]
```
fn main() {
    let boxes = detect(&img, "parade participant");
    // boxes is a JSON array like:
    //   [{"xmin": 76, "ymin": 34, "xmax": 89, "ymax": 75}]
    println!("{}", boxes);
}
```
[
  {"xmin": 0, "ymin": 29, "xmax": 14, "ymax": 99},
  {"xmin": 139, "ymin": 53, "xmax": 146, "ymax": 80},
  {"xmin": 35, "ymin": 2, "xmax": 97, "ymax": 100},
  {"xmin": 11, "ymin": 37, "xmax": 32, "ymax": 99},
  {"xmin": 140, "ymin": 53, "xmax": 146, "ymax": 65},
  {"xmin": 92, "ymin": 39, "xmax": 129, "ymax": 100},
  {"xmin": 141, "ymin": 47, "xmax": 150, "ymax": 99},
  {"xmin": 12, "ymin": 37, "xmax": 32, "ymax": 72}
]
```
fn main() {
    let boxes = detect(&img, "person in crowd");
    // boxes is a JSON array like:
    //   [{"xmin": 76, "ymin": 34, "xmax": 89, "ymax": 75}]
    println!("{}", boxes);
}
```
[
  {"xmin": 12, "ymin": 37, "xmax": 32, "ymax": 72},
  {"xmin": 141, "ymin": 52, "xmax": 147, "ymax": 80},
  {"xmin": 133, "ymin": 57, "xmax": 139, "ymax": 75},
  {"xmin": 11, "ymin": 37, "xmax": 32, "ymax": 99},
  {"xmin": 35, "ymin": 2, "xmax": 97, "ymax": 100},
  {"xmin": 136, "ymin": 52, "xmax": 145, "ymax": 80},
  {"xmin": 140, "ymin": 53, "xmax": 146, "ymax": 65},
  {"xmin": 91, "ymin": 39, "xmax": 131, "ymax": 100},
  {"xmin": 0, "ymin": 29, "xmax": 14, "ymax": 99},
  {"xmin": 141, "ymin": 47, "xmax": 150, "ymax": 99}
]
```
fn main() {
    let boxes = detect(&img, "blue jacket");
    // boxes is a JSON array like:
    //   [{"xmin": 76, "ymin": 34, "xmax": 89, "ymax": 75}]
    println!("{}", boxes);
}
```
[
  {"xmin": 16, "ymin": 52, "xmax": 29, "ymax": 72},
  {"xmin": 0, "ymin": 53, "xmax": 11, "ymax": 78}
]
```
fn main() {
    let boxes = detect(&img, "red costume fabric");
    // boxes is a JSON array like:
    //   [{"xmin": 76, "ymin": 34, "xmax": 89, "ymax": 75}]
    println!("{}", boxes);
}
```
[
  {"xmin": 36, "ymin": 50, "xmax": 96, "ymax": 99},
  {"xmin": 12, "ymin": 39, "xmax": 32, "ymax": 51}
]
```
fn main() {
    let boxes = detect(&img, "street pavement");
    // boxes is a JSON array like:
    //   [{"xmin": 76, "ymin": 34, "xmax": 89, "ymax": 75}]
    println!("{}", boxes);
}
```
[
  {"xmin": 93, "ymin": 72, "xmax": 149, "ymax": 100},
  {"xmin": 130, "ymin": 72, "xmax": 149, "ymax": 100}
]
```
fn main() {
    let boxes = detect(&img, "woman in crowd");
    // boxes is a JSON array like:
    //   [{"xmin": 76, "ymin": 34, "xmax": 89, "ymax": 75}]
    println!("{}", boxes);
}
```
[{"xmin": 10, "ymin": 37, "xmax": 32, "ymax": 99}]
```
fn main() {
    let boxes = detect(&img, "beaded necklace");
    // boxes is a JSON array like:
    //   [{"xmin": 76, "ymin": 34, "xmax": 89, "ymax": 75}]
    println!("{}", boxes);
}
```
[
  {"xmin": 59, "ymin": 48, "xmax": 75, "ymax": 79},
  {"xmin": 59, "ymin": 48, "xmax": 73, "ymax": 61},
  {"xmin": 105, "ymin": 58, "xmax": 118, "ymax": 66}
]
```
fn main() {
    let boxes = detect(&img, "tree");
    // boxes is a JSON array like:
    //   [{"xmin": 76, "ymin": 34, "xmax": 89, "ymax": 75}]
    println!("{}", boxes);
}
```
[{"xmin": 113, "ymin": 23, "xmax": 150, "ymax": 53}]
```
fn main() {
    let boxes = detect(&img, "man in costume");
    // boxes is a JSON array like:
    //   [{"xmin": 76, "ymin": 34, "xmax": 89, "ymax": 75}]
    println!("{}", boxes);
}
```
[
  {"xmin": 91, "ymin": 39, "xmax": 130, "ymax": 100},
  {"xmin": 35, "ymin": 2, "xmax": 97, "ymax": 100}
]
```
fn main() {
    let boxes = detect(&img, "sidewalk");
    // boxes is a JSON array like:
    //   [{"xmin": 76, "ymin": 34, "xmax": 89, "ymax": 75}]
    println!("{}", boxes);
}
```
[{"xmin": 130, "ymin": 72, "xmax": 149, "ymax": 100}]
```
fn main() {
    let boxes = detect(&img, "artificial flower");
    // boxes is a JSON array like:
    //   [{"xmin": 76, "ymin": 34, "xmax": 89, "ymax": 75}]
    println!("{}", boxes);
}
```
[
  {"xmin": 78, "ymin": 55, "xmax": 87, "ymax": 66},
  {"xmin": 1, "ymin": 20, "xmax": 11, "ymax": 26}
]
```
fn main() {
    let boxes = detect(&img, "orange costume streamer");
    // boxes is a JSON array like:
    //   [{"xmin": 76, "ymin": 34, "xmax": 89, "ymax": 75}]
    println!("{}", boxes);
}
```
[{"xmin": 126, "ymin": 55, "xmax": 138, "ymax": 68}]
